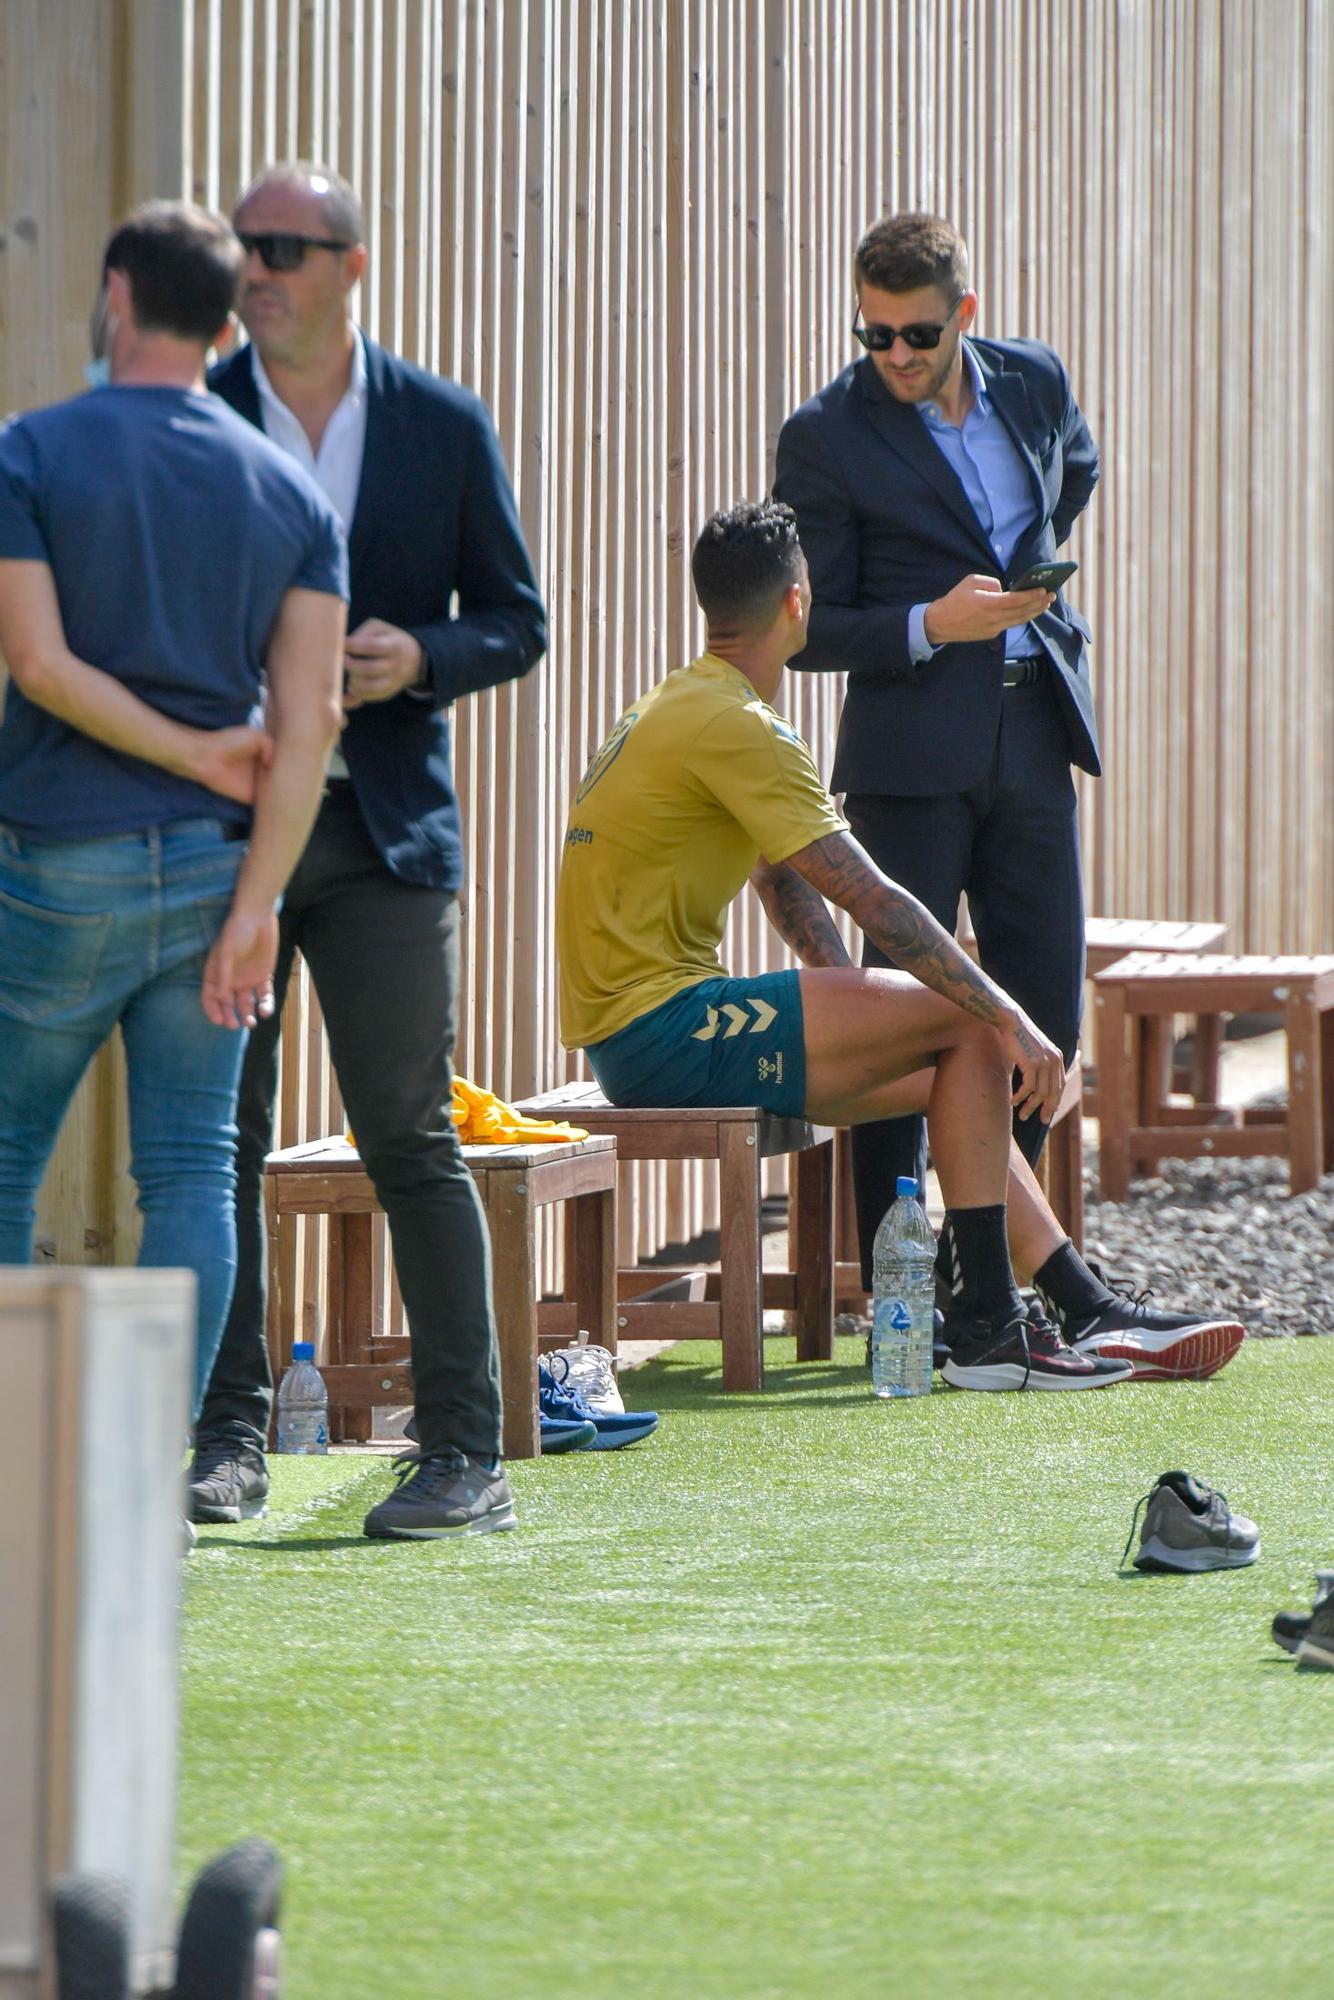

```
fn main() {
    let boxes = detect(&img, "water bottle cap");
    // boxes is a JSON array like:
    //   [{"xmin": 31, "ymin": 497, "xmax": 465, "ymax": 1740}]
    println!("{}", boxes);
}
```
[
  {"xmin": 896, "ymin": 1176, "xmax": 920, "ymax": 1199},
  {"xmin": 292, "ymin": 1341, "xmax": 315, "ymax": 1360}
]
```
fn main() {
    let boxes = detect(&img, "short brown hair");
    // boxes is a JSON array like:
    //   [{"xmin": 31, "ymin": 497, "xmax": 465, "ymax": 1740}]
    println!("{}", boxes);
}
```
[
  {"xmin": 855, "ymin": 212, "xmax": 969, "ymax": 300},
  {"xmin": 102, "ymin": 201, "xmax": 243, "ymax": 341}
]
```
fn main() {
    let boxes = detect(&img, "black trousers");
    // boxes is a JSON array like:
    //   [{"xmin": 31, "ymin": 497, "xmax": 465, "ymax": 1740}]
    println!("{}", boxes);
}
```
[
  {"xmin": 196, "ymin": 784, "xmax": 504, "ymax": 1461},
  {"xmin": 844, "ymin": 678, "xmax": 1086, "ymax": 1288}
]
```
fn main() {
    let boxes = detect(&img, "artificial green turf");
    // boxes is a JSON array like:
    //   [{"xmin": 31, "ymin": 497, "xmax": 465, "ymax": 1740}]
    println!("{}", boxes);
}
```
[{"xmin": 179, "ymin": 1340, "xmax": 1334, "ymax": 1999}]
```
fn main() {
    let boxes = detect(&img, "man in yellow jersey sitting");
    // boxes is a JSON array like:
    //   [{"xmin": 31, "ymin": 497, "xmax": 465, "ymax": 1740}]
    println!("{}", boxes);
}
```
[{"xmin": 555, "ymin": 500, "xmax": 1244, "ymax": 1389}]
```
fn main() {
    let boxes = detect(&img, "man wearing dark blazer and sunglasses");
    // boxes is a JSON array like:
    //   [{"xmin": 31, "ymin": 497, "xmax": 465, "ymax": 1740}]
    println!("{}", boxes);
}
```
[
  {"xmin": 192, "ymin": 162, "xmax": 547, "ymax": 1540},
  {"xmin": 774, "ymin": 211, "xmax": 1100, "ymax": 1328}
]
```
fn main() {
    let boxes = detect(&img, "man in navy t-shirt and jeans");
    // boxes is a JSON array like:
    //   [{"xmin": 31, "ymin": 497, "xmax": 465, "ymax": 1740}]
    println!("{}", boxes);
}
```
[{"xmin": 0, "ymin": 201, "xmax": 347, "ymax": 1419}]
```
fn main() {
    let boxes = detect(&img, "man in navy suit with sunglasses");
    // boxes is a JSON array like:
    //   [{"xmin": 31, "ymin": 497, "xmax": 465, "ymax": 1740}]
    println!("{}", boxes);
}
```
[
  {"xmin": 774, "ymin": 210, "xmax": 1100, "ymax": 1327},
  {"xmin": 192, "ymin": 162, "xmax": 546, "ymax": 1541}
]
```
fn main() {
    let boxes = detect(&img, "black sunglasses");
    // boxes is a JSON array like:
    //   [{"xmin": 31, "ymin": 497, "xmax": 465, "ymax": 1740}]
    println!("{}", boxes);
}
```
[
  {"xmin": 238, "ymin": 231, "xmax": 354, "ymax": 273},
  {"xmin": 853, "ymin": 296, "xmax": 963, "ymax": 352}
]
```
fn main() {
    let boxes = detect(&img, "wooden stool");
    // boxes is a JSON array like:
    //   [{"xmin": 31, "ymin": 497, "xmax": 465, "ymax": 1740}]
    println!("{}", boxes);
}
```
[
  {"xmin": 513, "ymin": 1084, "xmax": 834, "ymax": 1391},
  {"xmin": 1084, "ymin": 918, "xmax": 1229, "ymax": 1114},
  {"xmin": 832, "ymin": 1053, "xmax": 1086, "ymax": 1312},
  {"xmin": 263, "ymin": 1134, "xmax": 618, "ymax": 1459},
  {"xmin": 1095, "ymin": 954, "xmax": 1334, "ymax": 1198}
]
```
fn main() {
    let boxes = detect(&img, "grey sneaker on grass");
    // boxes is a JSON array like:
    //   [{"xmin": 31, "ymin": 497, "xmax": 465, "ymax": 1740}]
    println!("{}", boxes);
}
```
[
  {"xmin": 1124, "ymin": 1470, "xmax": 1259, "ymax": 1573},
  {"xmin": 189, "ymin": 1443, "xmax": 270, "ymax": 1524},
  {"xmin": 363, "ymin": 1448, "xmax": 517, "ymax": 1540}
]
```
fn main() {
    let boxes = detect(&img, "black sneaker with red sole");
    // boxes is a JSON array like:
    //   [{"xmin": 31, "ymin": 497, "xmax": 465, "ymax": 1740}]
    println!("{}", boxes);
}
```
[
  {"xmin": 1044, "ymin": 1263, "xmax": 1246, "ymax": 1382},
  {"xmin": 941, "ymin": 1302, "xmax": 1133, "ymax": 1391}
]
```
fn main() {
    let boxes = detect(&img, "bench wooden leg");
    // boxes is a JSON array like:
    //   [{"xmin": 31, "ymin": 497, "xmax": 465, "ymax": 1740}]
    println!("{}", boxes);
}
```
[
  {"xmin": 793, "ymin": 1139, "xmax": 834, "ymax": 1361},
  {"xmin": 1134, "ymin": 1015, "xmax": 1172, "ymax": 1172},
  {"xmin": 485, "ymin": 1174, "xmax": 540, "ymax": 1458},
  {"xmin": 1097, "ymin": 984, "xmax": 1131, "ymax": 1200},
  {"xmin": 718, "ymin": 1120, "xmax": 763, "ymax": 1391},
  {"xmin": 263, "ymin": 1175, "xmax": 284, "ymax": 1448},
  {"xmin": 566, "ymin": 1183, "xmax": 618, "ymax": 1356},
  {"xmin": 1287, "ymin": 993, "xmax": 1322, "ymax": 1194},
  {"xmin": 337, "ymin": 1213, "xmax": 375, "ymax": 1443},
  {"xmin": 1191, "ymin": 1013, "xmax": 1224, "ymax": 1106}
]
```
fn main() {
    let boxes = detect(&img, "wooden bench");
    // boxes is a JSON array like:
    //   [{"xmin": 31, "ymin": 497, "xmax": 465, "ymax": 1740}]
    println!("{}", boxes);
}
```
[
  {"xmin": 832, "ymin": 1053, "xmax": 1086, "ymax": 1309},
  {"xmin": 263, "ymin": 1134, "xmax": 618, "ymax": 1459},
  {"xmin": 1094, "ymin": 953, "xmax": 1334, "ymax": 1198},
  {"xmin": 1084, "ymin": 918, "xmax": 1229, "ymax": 1114},
  {"xmin": 512, "ymin": 1083, "xmax": 835, "ymax": 1391}
]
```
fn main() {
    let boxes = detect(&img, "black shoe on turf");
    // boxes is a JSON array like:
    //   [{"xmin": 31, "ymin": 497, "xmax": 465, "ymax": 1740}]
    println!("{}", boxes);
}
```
[
  {"xmin": 189, "ymin": 1443, "xmax": 270, "ymax": 1524},
  {"xmin": 363, "ymin": 1448, "xmax": 517, "ymax": 1540},
  {"xmin": 941, "ymin": 1302, "xmax": 1133, "ymax": 1391},
  {"xmin": 1272, "ymin": 1571, "xmax": 1334, "ymax": 1654},
  {"xmin": 1297, "ymin": 1593, "xmax": 1334, "ymax": 1671},
  {"xmin": 1043, "ymin": 1262, "xmax": 1245, "ymax": 1382}
]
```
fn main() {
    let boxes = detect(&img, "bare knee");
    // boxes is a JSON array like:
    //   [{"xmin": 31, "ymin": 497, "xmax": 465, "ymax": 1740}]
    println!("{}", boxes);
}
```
[{"xmin": 945, "ymin": 1014, "xmax": 1010, "ymax": 1073}]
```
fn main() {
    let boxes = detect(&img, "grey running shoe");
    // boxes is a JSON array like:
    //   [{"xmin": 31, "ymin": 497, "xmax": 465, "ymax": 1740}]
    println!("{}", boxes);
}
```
[
  {"xmin": 189, "ymin": 1443, "xmax": 270, "ymax": 1524},
  {"xmin": 1296, "ymin": 1592, "xmax": 1334, "ymax": 1671},
  {"xmin": 363, "ymin": 1448, "xmax": 517, "ymax": 1540},
  {"xmin": 1124, "ymin": 1470, "xmax": 1260, "ymax": 1573}
]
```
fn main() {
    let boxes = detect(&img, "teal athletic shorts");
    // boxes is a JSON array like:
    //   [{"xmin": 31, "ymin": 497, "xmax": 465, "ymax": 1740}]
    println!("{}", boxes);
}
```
[{"xmin": 585, "ymin": 969, "xmax": 806, "ymax": 1117}]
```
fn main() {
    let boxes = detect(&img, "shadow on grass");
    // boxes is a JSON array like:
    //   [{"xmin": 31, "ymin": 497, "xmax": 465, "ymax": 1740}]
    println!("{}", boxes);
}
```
[
  {"xmin": 628, "ymin": 1357, "xmax": 961, "ymax": 1415},
  {"xmin": 196, "ymin": 1533, "xmax": 380, "ymax": 1554}
]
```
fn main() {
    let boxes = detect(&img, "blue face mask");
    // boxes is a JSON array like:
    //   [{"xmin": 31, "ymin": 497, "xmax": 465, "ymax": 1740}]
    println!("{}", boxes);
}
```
[{"xmin": 82, "ymin": 356, "xmax": 112, "ymax": 391}]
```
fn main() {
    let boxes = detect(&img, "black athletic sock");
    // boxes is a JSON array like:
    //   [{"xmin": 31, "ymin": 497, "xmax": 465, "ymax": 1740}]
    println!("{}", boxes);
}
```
[
  {"xmin": 942, "ymin": 1205, "xmax": 1024, "ymax": 1323},
  {"xmin": 1032, "ymin": 1240, "xmax": 1116, "ymax": 1323}
]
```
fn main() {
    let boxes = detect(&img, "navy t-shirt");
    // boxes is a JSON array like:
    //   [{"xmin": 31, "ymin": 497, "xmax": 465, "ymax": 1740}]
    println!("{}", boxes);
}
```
[{"xmin": 0, "ymin": 384, "xmax": 348, "ymax": 836}]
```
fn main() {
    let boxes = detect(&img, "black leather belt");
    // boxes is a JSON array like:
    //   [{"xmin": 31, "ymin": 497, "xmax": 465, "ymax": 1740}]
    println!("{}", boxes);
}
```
[{"xmin": 1002, "ymin": 659, "xmax": 1043, "ymax": 687}]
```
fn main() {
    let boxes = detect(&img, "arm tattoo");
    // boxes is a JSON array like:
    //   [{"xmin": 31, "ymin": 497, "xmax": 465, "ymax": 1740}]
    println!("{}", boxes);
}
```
[
  {"xmin": 786, "ymin": 831, "xmax": 1016, "ymax": 1028},
  {"xmin": 750, "ymin": 858, "xmax": 853, "ymax": 969}
]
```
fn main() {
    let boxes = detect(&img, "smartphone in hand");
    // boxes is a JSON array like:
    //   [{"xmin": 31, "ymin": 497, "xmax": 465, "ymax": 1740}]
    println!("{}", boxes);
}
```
[{"xmin": 1012, "ymin": 559, "xmax": 1078, "ymax": 593}]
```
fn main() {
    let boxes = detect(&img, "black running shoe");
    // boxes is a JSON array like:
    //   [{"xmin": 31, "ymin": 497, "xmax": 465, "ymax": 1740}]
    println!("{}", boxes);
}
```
[
  {"xmin": 189, "ymin": 1443, "xmax": 270, "ymax": 1524},
  {"xmin": 1272, "ymin": 1571, "xmax": 1334, "ymax": 1654},
  {"xmin": 1043, "ymin": 1262, "xmax": 1245, "ymax": 1382},
  {"xmin": 1297, "ymin": 1594, "xmax": 1334, "ymax": 1671},
  {"xmin": 942, "ymin": 1302, "xmax": 1133, "ymax": 1391},
  {"xmin": 363, "ymin": 1448, "xmax": 517, "ymax": 1540}
]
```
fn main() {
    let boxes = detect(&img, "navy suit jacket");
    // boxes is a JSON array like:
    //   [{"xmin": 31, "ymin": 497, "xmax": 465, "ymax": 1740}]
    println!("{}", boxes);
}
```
[
  {"xmin": 773, "ymin": 337, "xmax": 1100, "ymax": 796},
  {"xmin": 209, "ymin": 338, "xmax": 547, "ymax": 890}
]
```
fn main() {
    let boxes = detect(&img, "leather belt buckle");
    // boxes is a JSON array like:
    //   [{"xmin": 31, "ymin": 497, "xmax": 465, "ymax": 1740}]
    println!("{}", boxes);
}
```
[{"xmin": 1002, "ymin": 659, "xmax": 1041, "ymax": 688}]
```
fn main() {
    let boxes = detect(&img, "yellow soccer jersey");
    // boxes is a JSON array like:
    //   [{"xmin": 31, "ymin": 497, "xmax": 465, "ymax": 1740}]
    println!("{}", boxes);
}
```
[{"xmin": 557, "ymin": 652, "xmax": 846, "ymax": 1048}]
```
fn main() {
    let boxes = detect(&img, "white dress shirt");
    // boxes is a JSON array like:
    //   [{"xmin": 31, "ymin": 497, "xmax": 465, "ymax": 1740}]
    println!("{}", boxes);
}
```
[{"xmin": 250, "ymin": 330, "xmax": 368, "ymax": 776}]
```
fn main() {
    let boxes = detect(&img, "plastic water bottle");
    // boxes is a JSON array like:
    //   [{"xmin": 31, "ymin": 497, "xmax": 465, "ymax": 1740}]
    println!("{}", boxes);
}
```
[
  {"xmin": 275, "ymin": 1340, "xmax": 329, "ymax": 1453},
  {"xmin": 871, "ymin": 1176, "xmax": 936, "ymax": 1398}
]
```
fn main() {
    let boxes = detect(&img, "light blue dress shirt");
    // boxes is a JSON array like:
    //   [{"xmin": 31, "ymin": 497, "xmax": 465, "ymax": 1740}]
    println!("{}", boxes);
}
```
[{"xmin": 907, "ymin": 342, "xmax": 1041, "ymax": 662}]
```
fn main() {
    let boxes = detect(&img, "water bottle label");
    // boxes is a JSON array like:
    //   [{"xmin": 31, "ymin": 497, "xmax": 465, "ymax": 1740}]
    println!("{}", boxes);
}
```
[
  {"xmin": 888, "ymin": 1300, "xmax": 911, "ymax": 1332},
  {"xmin": 316, "ymin": 1423, "xmax": 328, "ymax": 1447}
]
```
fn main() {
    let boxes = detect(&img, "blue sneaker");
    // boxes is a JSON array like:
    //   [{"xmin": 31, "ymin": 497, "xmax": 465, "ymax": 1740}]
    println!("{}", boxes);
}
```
[
  {"xmin": 539, "ymin": 1408, "xmax": 599, "ymax": 1454},
  {"xmin": 538, "ymin": 1361, "xmax": 659, "ymax": 1450}
]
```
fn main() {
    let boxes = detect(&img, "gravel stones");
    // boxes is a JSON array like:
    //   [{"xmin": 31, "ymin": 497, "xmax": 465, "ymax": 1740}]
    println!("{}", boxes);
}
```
[{"xmin": 1083, "ymin": 1149, "xmax": 1334, "ymax": 1340}]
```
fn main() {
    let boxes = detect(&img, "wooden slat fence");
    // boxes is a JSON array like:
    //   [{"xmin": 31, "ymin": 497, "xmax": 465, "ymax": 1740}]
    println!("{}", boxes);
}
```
[{"xmin": 1, "ymin": 0, "xmax": 1331, "ymax": 1301}]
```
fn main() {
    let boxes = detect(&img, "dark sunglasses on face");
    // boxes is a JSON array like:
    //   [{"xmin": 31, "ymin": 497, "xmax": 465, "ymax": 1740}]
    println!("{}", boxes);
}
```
[
  {"xmin": 852, "ymin": 296, "xmax": 963, "ymax": 352},
  {"xmin": 238, "ymin": 231, "xmax": 354, "ymax": 273}
]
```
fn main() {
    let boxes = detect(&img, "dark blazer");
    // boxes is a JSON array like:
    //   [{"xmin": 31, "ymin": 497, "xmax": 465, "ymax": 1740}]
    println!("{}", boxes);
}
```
[
  {"xmin": 209, "ymin": 337, "xmax": 547, "ymax": 890},
  {"xmin": 773, "ymin": 336, "xmax": 1100, "ymax": 796}
]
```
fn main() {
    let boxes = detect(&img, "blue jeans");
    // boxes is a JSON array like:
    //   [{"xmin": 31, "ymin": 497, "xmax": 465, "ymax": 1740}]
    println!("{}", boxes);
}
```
[{"xmin": 0, "ymin": 820, "xmax": 249, "ymax": 1417}]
